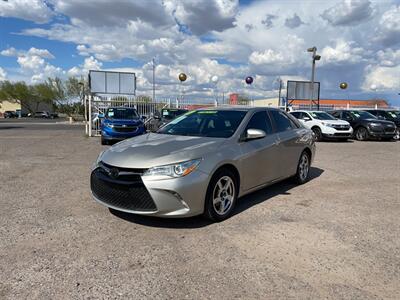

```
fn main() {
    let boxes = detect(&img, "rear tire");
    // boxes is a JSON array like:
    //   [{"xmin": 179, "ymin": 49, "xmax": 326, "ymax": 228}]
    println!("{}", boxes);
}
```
[
  {"xmin": 294, "ymin": 151, "xmax": 311, "ymax": 184},
  {"xmin": 312, "ymin": 127, "xmax": 323, "ymax": 141},
  {"xmin": 204, "ymin": 168, "xmax": 238, "ymax": 222},
  {"xmin": 355, "ymin": 127, "xmax": 369, "ymax": 141}
]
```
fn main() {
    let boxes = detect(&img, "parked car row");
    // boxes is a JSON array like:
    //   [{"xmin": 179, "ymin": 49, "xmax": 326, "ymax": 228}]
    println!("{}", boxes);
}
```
[
  {"xmin": 1, "ymin": 110, "xmax": 59, "ymax": 119},
  {"xmin": 290, "ymin": 109, "xmax": 399, "ymax": 141}
]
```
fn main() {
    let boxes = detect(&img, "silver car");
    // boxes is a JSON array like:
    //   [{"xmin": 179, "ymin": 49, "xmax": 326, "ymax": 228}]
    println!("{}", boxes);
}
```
[{"xmin": 91, "ymin": 107, "xmax": 316, "ymax": 221}]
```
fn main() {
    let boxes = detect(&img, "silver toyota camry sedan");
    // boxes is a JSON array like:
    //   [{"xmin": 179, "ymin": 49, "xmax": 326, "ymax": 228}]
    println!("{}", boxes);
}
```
[{"xmin": 91, "ymin": 107, "xmax": 315, "ymax": 221}]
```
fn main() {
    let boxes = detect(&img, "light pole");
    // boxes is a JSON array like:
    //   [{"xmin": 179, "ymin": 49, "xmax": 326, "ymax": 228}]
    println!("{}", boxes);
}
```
[
  {"xmin": 152, "ymin": 57, "xmax": 156, "ymax": 102},
  {"xmin": 307, "ymin": 47, "xmax": 321, "ymax": 110}
]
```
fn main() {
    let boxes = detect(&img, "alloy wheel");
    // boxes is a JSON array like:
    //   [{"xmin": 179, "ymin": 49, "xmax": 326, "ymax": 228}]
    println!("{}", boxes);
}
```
[
  {"xmin": 356, "ymin": 127, "xmax": 367, "ymax": 141},
  {"xmin": 212, "ymin": 176, "xmax": 235, "ymax": 216},
  {"xmin": 298, "ymin": 153, "xmax": 310, "ymax": 182}
]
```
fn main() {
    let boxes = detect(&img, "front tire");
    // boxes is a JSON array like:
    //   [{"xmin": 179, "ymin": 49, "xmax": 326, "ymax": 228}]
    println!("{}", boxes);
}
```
[
  {"xmin": 294, "ymin": 151, "xmax": 311, "ymax": 184},
  {"xmin": 312, "ymin": 127, "xmax": 323, "ymax": 141},
  {"xmin": 101, "ymin": 137, "xmax": 108, "ymax": 145},
  {"xmin": 355, "ymin": 127, "xmax": 369, "ymax": 141},
  {"xmin": 204, "ymin": 169, "xmax": 238, "ymax": 222}
]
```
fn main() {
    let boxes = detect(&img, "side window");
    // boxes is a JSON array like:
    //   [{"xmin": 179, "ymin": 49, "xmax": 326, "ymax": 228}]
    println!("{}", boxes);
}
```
[
  {"xmin": 291, "ymin": 112, "xmax": 301, "ymax": 119},
  {"xmin": 342, "ymin": 111, "xmax": 352, "ymax": 120},
  {"xmin": 330, "ymin": 111, "xmax": 339, "ymax": 118},
  {"xmin": 245, "ymin": 111, "xmax": 273, "ymax": 134},
  {"xmin": 270, "ymin": 110, "xmax": 296, "ymax": 132}
]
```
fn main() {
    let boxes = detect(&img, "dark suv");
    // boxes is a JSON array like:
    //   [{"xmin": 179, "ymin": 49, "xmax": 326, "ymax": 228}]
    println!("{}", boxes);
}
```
[
  {"xmin": 3, "ymin": 111, "xmax": 18, "ymax": 118},
  {"xmin": 363, "ymin": 109, "xmax": 400, "ymax": 140},
  {"xmin": 328, "ymin": 110, "xmax": 396, "ymax": 141},
  {"xmin": 147, "ymin": 108, "xmax": 188, "ymax": 132}
]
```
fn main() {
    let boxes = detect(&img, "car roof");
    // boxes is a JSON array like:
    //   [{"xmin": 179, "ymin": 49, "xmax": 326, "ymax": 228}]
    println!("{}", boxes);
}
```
[
  {"xmin": 196, "ymin": 105, "xmax": 281, "ymax": 112},
  {"xmin": 291, "ymin": 110, "xmax": 327, "ymax": 113}
]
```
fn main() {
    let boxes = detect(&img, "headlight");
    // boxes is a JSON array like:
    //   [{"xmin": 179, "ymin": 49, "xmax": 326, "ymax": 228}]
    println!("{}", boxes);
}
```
[
  {"xmin": 92, "ymin": 150, "xmax": 105, "ymax": 169},
  {"xmin": 104, "ymin": 122, "xmax": 114, "ymax": 128},
  {"xmin": 370, "ymin": 122, "xmax": 382, "ymax": 127},
  {"xmin": 321, "ymin": 122, "xmax": 335, "ymax": 128},
  {"xmin": 143, "ymin": 159, "xmax": 201, "ymax": 179}
]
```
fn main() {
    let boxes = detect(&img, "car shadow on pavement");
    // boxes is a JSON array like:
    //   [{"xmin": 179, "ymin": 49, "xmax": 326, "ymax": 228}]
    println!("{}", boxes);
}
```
[
  {"xmin": 110, "ymin": 167, "xmax": 324, "ymax": 229},
  {"xmin": 0, "ymin": 126, "xmax": 24, "ymax": 130},
  {"xmin": 233, "ymin": 167, "xmax": 324, "ymax": 217}
]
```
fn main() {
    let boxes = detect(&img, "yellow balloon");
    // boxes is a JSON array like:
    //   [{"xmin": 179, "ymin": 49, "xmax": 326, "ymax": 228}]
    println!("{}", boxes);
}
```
[
  {"xmin": 340, "ymin": 82, "xmax": 348, "ymax": 89},
  {"xmin": 178, "ymin": 73, "xmax": 187, "ymax": 82}
]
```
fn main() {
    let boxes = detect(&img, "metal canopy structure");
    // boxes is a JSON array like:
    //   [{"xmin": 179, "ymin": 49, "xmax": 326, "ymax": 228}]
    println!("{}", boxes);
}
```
[
  {"xmin": 286, "ymin": 80, "xmax": 320, "ymax": 109},
  {"xmin": 89, "ymin": 70, "xmax": 136, "ymax": 95}
]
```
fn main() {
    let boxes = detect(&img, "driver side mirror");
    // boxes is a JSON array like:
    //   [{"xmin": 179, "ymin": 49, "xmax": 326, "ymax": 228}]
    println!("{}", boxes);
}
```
[
  {"xmin": 98, "ymin": 113, "xmax": 105, "ymax": 118},
  {"xmin": 302, "ymin": 116, "xmax": 311, "ymax": 121},
  {"xmin": 245, "ymin": 129, "xmax": 266, "ymax": 141}
]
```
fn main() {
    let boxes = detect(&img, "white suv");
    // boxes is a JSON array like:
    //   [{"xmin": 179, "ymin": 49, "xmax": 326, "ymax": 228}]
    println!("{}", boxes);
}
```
[{"xmin": 290, "ymin": 110, "xmax": 353, "ymax": 141}]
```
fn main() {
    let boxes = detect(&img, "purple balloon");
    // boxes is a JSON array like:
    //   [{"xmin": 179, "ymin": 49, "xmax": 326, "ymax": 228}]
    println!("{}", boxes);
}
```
[{"xmin": 245, "ymin": 76, "xmax": 253, "ymax": 85}]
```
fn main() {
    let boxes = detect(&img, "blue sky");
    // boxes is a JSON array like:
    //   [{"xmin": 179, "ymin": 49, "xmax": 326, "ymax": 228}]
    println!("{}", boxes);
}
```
[{"xmin": 0, "ymin": 0, "xmax": 399, "ymax": 106}]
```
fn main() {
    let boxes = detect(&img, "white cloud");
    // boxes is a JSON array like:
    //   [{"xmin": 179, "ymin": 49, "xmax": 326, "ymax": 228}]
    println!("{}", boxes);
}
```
[
  {"xmin": 377, "ymin": 49, "xmax": 400, "ymax": 67},
  {"xmin": 27, "ymin": 47, "xmax": 54, "ymax": 59},
  {"xmin": 250, "ymin": 49, "xmax": 285, "ymax": 65},
  {"xmin": 165, "ymin": 0, "xmax": 238, "ymax": 35},
  {"xmin": 5, "ymin": 46, "xmax": 64, "ymax": 83},
  {"xmin": 362, "ymin": 64, "xmax": 400, "ymax": 91},
  {"xmin": 1, "ymin": 47, "xmax": 19, "ymax": 57},
  {"xmin": 321, "ymin": 0, "xmax": 373, "ymax": 26},
  {"xmin": 320, "ymin": 40, "xmax": 366, "ymax": 65},
  {"xmin": 0, "ymin": 67, "xmax": 7, "ymax": 81},
  {"xmin": 0, "ymin": 0, "xmax": 53, "ymax": 24},
  {"xmin": 1, "ymin": 47, "xmax": 54, "ymax": 59},
  {"xmin": 374, "ymin": 5, "xmax": 400, "ymax": 46},
  {"xmin": 67, "ymin": 56, "xmax": 103, "ymax": 77}
]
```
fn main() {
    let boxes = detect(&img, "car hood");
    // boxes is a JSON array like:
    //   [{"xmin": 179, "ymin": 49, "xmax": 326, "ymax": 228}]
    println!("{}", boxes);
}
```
[
  {"xmin": 363, "ymin": 119, "xmax": 395, "ymax": 125},
  {"xmin": 322, "ymin": 119, "xmax": 350, "ymax": 125},
  {"xmin": 103, "ymin": 118, "xmax": 142, "ymax": 125},
  {"xmin": 101, "ymin": 133, "xmax": 226, "ymax": 168}
]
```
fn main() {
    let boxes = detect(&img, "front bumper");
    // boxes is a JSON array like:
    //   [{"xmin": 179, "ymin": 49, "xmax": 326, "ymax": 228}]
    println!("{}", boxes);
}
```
[
  {"xmin": 367, "ymin": 126, "xmax": 396, "ymax": 139},
  {"xmin": 321, "ymin": 126, "xmax": 353, "ymax": 139},
  {"xmin": 101, "ymin": 126, "xmax": 145, "ymax": 141},
  {"xmin": 90, "ymin": 165, "xmax": 210, "ymax": 218}
]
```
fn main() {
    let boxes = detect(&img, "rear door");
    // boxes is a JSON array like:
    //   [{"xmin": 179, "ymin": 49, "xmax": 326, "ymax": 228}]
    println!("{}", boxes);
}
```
[
  {"xmin": 239, "ymin": 110, "xmax": 281, "ymax": 190},
  {"xmin": 269, "ymin": 110, "xmax": 303, "ymax": 178}
]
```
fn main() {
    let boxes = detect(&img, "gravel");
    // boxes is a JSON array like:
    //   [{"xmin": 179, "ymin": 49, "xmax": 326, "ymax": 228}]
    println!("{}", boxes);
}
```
[{"xmin": 0, "ymin": 124, "xmax": 399, "ymax": 299}]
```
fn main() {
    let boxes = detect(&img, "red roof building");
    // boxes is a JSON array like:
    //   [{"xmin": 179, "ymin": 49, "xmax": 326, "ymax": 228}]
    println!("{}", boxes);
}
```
[{"xmin": 290, "ymin": 99, "xmax": 389, "ymax": 108}]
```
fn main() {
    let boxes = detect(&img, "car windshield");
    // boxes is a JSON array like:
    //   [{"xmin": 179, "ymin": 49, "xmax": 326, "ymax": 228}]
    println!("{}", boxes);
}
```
[
  {"xmin": 309, "ymin": 111, "xmax": 336, "ymax": 120},
  {"xmin": 162, "ymin": 109, "xmax": 188, "ymax": 120},
  {"xmin": 106, "ymin": 108, "xmax": 139, "ymax": 119},
  {"xmin": 158, "ymin": 110, "xmax": 247, "ymax": 138},
  {"xmin": 385, "ymin": 111, "xmax": 399, "ymax": 119},
  {"xmin": 349, "ymin": 111, "xmax": 376, "ymax": 120}
]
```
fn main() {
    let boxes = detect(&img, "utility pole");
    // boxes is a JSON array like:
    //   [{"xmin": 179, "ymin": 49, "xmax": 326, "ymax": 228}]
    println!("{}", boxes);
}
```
[
  {"xmin": 277, "ymin": 77, "xmax": 282, "ymax": 106},
  {"xmin": 152, "ymin": 57, "xmax": 156, "ymax": 102},
  {"xmin": 307, "ymin": 47, "xmax": 321, "ymax": 110}
]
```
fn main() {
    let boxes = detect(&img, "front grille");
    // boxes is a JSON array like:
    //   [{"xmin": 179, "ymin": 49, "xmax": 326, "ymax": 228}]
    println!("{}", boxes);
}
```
[
  {"xmin": 332, "ymin": 125, "xmax": 350, "ymax": 131},
  {"xmin": 90, "ymin": 167, "xmax": 156, "ymax": 212},
  {"xmin": 334, "ymin": 132, "xmax": 352, "ymax": 137},
  {"xmin": 384, "ymin": 126, "xmax": 395, "ymax": 133},
  {"xmin": 113, "ymin": 126, "xmax": 138, "ymax": 133}
]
